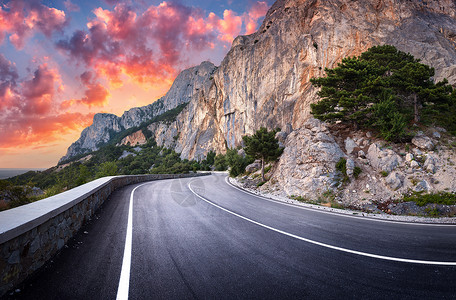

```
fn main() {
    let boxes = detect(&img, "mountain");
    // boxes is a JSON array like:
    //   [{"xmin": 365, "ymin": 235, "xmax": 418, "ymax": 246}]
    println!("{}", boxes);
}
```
[
  {"xmin": 61, "ymin": 0, "xmax": 456, "ymax": 162},
  {"xmin": 59, "ymin": 61, "xmax": 216, "ymax": 163}
]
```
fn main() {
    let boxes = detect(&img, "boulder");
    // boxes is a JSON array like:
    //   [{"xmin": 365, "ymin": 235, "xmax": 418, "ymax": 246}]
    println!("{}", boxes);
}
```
[
  {"xmin": 423, "ymin": 154, "xmax": 437, "ymax": 173},
  {"xmin": 410, "ymin": 160, "xmax": 420, "ymax": 169},
  {"xmin": 385, "ymin": 171, "xmax": 404, "ymax": 190},
  {"xmin": 412, "ymin": 134, "xmax": 434, "ymax": 150},
  {"xmin": 367, "ymin": 143, "xmax": 402, "ymax": 173},
  {"xmin": 358, "ymin": 150, "xmax": 366, "ymax": 158},
  {"xmin": 414, "ymin": 180, "xmax": 430, "ymax": 192},
  {"xmin": 270, "ymin": 119, "xmax": 345, "ymax": 198},
  {"xmin": 246, "ymin": 160, "xmax": 261, "ymax": 173},
  {"xmin": 345, "ymin": 137, "xmax": 357, "ymax": 155}
]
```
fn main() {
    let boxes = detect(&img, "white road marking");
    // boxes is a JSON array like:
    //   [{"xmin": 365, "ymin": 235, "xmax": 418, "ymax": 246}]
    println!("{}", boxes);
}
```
[
  {"xmin": 189, "ymin": 182, "xmax": 456, "ymax": 266},
  {"xmin": 224, "ymin": 176, "xmax": 456, "ymax": 227},
  {"xmin": 116, "ymin": 182, "xmax": 151, "ymax": 300}
]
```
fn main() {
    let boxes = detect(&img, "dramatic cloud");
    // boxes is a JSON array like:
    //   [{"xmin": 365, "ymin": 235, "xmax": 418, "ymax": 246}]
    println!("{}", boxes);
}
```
[
  {"xmin": 0, "ymin": 0, "xmax": 67, "ymax": 49},
  {"xmin": 21, "ymin": 65, "xmax": 61, "ymax": 115},
  {"xmin": 0, "ymin": 63, "xmax": 92, "ymax": 148},
  {"xmin": 56, "ymin": 1, "xmax": 270, "ymax": 89},
  {"xmin": 208, "ymin": 10, "xmax": 243, "ymax": 43},
  {"xmin": 56, "ymin": 2, "xmax": 217, "ymax": 87},
  {"xmin": 61, "ymin": 71, "xmax": 110, "ymax": 108},
  {"xmin": 0, "ymin": 55, "xmax": 19, "ymax": 110},
  {"xmin": 0, "ymin": 112, "xmax": 94, "ymax": 148}
]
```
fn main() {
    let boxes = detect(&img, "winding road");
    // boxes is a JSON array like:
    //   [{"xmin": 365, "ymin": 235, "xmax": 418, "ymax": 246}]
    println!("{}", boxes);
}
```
[{"xmin": 7, "ymin": 174, "xmax": 456, "ymax": 299}]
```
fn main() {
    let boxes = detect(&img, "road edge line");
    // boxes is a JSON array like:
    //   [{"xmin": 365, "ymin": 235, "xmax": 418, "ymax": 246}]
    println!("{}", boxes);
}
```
[
  {"xmin": 224, "ymin": 176, "xmax": 456, "ymax": 227},
  {"xmin": 116, "ymin": 182, "xmax": 151, "ymax": 300},
  {"xmin": 188, "ymin": 181, "xmax": 456, "ymax": 266}
]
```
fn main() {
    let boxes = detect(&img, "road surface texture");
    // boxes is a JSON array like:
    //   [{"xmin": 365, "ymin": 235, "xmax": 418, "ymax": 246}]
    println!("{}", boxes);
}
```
[{"xmin": 5, "ymin": 174, "xmax": 456, "ymax": 299}]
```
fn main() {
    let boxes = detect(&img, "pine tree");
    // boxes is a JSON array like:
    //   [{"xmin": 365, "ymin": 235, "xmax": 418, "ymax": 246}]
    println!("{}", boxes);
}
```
[
  {"xmin": 310, "ymin": 45, "xmax": 454, "ymax": 140},
  {"xmin": 242, "ymin": 127, "xmax": 283, "ymax": 181}
]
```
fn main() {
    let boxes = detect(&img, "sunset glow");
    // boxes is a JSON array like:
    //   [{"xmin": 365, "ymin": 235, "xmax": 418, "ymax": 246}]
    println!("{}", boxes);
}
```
[{"xmin": 0, "ymin": 0, "xmax": 271, "ymax": 168}]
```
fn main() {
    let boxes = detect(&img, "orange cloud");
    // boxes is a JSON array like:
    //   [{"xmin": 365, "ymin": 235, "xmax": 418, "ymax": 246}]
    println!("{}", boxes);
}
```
[
  {"xmin": 0, "ymin": 0, "xmax": 67, "ymax": 49},
  {"xmin": 61, "ymin": 71, "xmax": 110, "ymax": 108},
  {"xmin": 0, "ymin": 61, "xmax": 87, "ymax": 149},
  {"xmin": 0, "ymin": 112, "xmax": 94, "ymax": 148}
]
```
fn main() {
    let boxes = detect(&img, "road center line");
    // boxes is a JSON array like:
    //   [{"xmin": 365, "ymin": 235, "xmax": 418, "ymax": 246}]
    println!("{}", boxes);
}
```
[
  {"xmin": 116, "ymin": 182, "xmax": 151, "ymax": 300},
  {"xmin": 188, "ymin": 182, "xmax": 456, "ymax": 266},
  {"xmin": 224, "ymin": 176, "xmax": 456, "ymax": 227}
]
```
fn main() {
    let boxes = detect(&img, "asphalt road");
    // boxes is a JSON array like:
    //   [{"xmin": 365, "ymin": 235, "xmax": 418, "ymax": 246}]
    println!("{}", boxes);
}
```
[{"xmin": 5, "ymin": 174, "xmax": 456, "ymax": 299}]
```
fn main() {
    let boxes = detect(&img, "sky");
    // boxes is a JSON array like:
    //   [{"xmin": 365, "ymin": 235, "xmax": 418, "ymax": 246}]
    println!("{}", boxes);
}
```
[{"xmin": 0, "ymin": 0, "xmax": 273, "ymax": 168}]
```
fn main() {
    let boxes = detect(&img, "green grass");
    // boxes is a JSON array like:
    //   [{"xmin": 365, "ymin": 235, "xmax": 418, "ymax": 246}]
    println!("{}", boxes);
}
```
[{"xmin": 403, "ymin": 192, "xmax": 456, "ymax": 207}]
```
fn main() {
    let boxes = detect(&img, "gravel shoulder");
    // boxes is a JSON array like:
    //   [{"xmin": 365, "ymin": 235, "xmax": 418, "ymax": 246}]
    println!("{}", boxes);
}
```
[{"xmin": 228, "ymin": 177, "xmax": 456, "ymax": 224}]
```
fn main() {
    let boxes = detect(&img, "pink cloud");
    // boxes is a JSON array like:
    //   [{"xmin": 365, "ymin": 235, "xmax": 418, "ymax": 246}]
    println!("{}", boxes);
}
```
[
  {"xmin": 208, "ymin": 10, "xmax": 243, "ymax": 43},
  {"xmin": 55, "ymin": 1, "xmax": 270, "ymax": 93},
  {"xmin": 0, "ymin": 62, "xmax": 94, "ymax": 148},
  {"xmin": 245, "ymin": 1, "xmax": 269, "ymax": 35},
  {"xmin": 0, "ymin": 0, "xmax": 67, "ymax": 49},
  {"xmin": 21, "ymin": 65, "xmax": 61, "ymax": 115}
]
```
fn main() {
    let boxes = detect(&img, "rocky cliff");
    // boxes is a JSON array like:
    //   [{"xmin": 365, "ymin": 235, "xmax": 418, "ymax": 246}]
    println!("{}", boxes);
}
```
[
  {"xmin": 147, "ymin": 0, "xmax": 456, "ymax": 160},
  {"xmin": 63, "ymin": 0, "xmax": 456, "ymax": 162},
  {"xmin": 59, "ymin": 61, "xmax": 216, "ymax": 163}
]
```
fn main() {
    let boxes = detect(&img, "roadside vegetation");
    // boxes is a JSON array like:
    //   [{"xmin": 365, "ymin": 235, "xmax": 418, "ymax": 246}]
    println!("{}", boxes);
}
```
[
  {"xmin": 310, "ymin": 45, "xmax": 456, "ymax": 210},
  {"xmin": 310, "ymin": 45, "xmax": 456, "ymax": 141},
  {"xmin": 0, "ymin": 127, "xmax": 283, "ymax": 211}
]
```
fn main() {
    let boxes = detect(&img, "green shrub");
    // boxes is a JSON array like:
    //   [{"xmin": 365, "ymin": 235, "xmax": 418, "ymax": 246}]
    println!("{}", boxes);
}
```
[
  {"xmin": 336, "ymin": 157, "xmax": 349, "ymax": 183},
  {"xmin": 403, "ymin": 192, "xmax": 456, "ymax": 206}
]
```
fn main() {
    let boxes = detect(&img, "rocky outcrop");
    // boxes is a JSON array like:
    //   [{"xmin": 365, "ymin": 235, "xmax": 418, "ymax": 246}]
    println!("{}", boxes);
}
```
[
  {"xmin": 242, "ymin": 126, "xmax": 456, "ymax": 214},
  {"xmin": 118, "ymin": 130, "xmax": 147, "ymax": 146},
  {"xmin": 366, "ymin": 143, "xmax": 402, "ymax": 173},
  {"xmin": 59, "ymin": 62, "xmax": 216, "ymax": 163},
  {"xmin": 269, "ymin": 119, "xmax": 345, "ymax": 198},
  {"xmin": 150, "ymin": 0, "xmax": 456, "ymax": 161}
]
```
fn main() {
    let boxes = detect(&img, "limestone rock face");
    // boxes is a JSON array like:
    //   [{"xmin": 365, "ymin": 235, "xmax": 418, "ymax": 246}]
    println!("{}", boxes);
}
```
[
  {"xmin": 59, "ymin": 114, "xmax": 122, "ymax": 163},
  {"xmin": 59, "ymin": 62, "xmax": 216, "ymax": 163},
  {"xmin": 118, "ymin": 130, "xmax": 147, "ymax": 147},
  {"xmin": 62, "ymin": 0, "xmax": 456, "ymax": 164},
  {"xmin": 156, "ymin": 0, "xmax": 456, "ymax": 160},
  {"xmin": 270, "ymin": 119, "xmax": 345, "ymax": 198}
]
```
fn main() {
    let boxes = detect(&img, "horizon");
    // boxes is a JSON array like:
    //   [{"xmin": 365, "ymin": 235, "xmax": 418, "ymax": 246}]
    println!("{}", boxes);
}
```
[{"xmin": 0, "ymin": 0, "xmax": 273, "ymax": 169}]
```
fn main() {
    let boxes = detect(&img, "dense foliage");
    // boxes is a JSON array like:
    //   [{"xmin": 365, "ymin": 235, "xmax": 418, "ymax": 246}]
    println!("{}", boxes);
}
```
[
  {"xmin": 242, "ymin": 127, "xmax": 283, "ymax": 181},
  {"xmin": 310, "ymin": 45, "xmax": 456, "ymax": 141}
]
